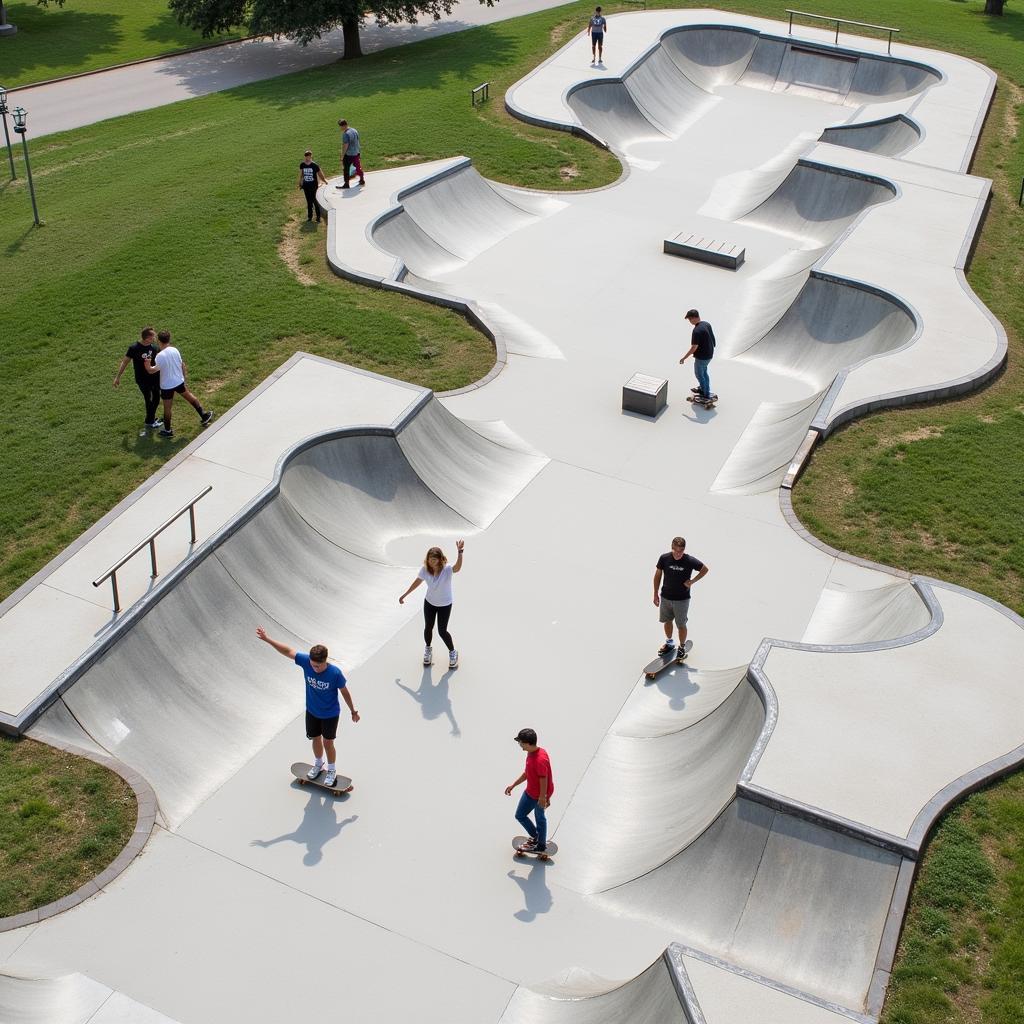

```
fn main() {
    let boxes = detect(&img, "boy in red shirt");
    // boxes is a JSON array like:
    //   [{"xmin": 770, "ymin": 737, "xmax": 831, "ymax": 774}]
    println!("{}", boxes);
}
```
[{"xmin": 505, "ymin": 728, "xmax": 554, "ymax": 853}]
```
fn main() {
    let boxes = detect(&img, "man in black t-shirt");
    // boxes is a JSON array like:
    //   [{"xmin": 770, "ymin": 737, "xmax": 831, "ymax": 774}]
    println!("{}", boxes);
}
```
[
  {"xmin": 297, "ymin": 150, "xmax": 329, "ymax": 223},
  {"xmin": 113, "ymin": 326, "xmax": 162, "ymax": 429},
  {"xmin": 653, "ymin": 536, "xmax": 708, "ymax": 657},
  {"xmin": 679, "ymin": 308, "xmax": 717, "ymax": 407}
]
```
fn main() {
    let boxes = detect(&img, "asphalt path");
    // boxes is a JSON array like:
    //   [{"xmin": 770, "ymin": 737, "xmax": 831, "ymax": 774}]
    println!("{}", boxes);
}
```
[{"xmin": 6, "ymin": 0, "xmax": 577, "ymax": 139}]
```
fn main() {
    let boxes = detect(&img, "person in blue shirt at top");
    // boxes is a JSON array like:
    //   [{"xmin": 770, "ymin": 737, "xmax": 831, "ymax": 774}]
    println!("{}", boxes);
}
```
[
  {"xmin": 256, "ymin": 626, "xmax": 360, "ymax": 789},
  {"xmin": 586, "ymin": 6, "xmax": 607, "ymax": 65}
]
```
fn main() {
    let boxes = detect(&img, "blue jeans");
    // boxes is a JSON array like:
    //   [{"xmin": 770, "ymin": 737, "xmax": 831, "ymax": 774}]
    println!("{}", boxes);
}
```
[
  {"xmin": 694, "ymin": 358, "xmax": 712, "ymax": 399},
  {"xmin": 515, "ymin": 791, "xmax": 548, "ymax": 850}
]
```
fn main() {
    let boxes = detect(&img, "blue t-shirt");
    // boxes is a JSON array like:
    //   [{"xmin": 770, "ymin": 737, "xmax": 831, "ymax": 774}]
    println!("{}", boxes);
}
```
[{"xmin": 295, "ymin": 652, "xmax": 346, "ymax": 718}]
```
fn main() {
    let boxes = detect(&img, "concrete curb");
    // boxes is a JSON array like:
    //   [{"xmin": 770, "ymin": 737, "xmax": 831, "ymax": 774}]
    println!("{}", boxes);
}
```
[{"xmin": 0, "ymin": 739, "xmax": 158, "ymax": 933}]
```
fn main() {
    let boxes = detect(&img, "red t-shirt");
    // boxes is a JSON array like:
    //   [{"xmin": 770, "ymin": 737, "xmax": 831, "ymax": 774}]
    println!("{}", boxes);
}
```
[{"xmin": 525, "ymin": 748, "xmax": 554, "ymax": 800}]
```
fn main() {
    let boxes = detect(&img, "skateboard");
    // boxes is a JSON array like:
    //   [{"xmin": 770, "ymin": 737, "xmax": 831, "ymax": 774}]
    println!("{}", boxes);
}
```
[
  {"xmin": 513, "ymin": 836, "xmax": 558, "ymax": 861},
  {"xmin": 644, "ymin": 639, "xmax": 693, "ymax": 680},
  {"xmin": 687, "ymin": 394, "xmax": 718, "ymax": 409},
  {"xmin": 290, "ymin": 762, "xmax": 353, "ymax": 794}
]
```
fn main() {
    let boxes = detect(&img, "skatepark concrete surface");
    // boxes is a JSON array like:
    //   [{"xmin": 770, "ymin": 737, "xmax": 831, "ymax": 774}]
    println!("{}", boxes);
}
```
[{"xmin": 1, "ymin": 9, "xmax": 1022, "ymax": 1024}]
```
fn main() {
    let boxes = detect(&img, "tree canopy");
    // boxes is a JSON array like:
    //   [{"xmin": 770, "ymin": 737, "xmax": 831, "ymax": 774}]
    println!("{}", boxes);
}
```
[{"xmin": 169, "ymin": 0, "xmax": 496, "ymax": 59}]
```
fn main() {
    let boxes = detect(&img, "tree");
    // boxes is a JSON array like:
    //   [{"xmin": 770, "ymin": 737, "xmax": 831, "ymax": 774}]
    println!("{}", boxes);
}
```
[
  {"xmin": 169, "ymin": 0, "xmax": 495, "ymax": 60},
  {"xmin": 984, "ymin": 0, "xmax": 1006, "ymax": 12}
]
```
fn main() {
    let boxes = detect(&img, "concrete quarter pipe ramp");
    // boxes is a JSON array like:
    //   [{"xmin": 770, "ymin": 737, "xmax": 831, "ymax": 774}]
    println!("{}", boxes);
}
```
[{"xmin": 30, "ymin": 397, "xmax": 546, "ymax": 828}]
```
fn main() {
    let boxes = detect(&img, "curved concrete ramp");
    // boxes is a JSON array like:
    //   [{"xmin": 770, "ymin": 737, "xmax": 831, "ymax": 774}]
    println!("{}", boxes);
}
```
[
  {"xmin": 738, "ymin": 36, "xmax": 939, "ymax": 105},
  {"xmin": 31, "ymin": 399, "xmax": 545, "ymax": 828},
  {"xmin": 622, "ymin": 46, "xmax": 715, "ymax": 137},
  {"xmin": 371, "ymin": 163, "xmax": 563, "ymax": 278},
  {"xmin": 660, "ymin": 25, "xmax": 759, "ymax": 89},
  {"xmin": 500, "ymin": 958, "xmax": 685, "ymax": 1024},
  {"xmin": 566, "ymin": 80, "xmax": 668, "ymax": 150},
  {"xmin": 711, "ymin": 391, "xmax": 826, "ymax": 495},
  {"xmin": 820, "ymin": 115, "xmax": 921, "ymax": 158},
  {"xmin": 801, "ymin": 580, "xmax": 933, "ymax": 645},
  {"xmin": 592, "ymin": 798, "xmax": 901, "ymax": 1009},
  {"xmin": 734, "ymin": 274, "xmax": 917, "ymax": 391},
  {"xmin": 723, "ymin": 244, "xmax": 827, "ymax": 357},
  {"xmin": 739, "ymin": 161, "xmax": 896, "ymax": 248},
  {"xmin": 556, "ymin": 675, "xmax": 763, "ymax": 894},
  {"xmin": 0, "ymin": 970, "xmax": 178, "ymax": 1023}
]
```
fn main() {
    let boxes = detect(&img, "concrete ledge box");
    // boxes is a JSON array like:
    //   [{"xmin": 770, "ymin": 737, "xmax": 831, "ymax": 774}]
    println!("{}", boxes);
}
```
[
  {"xmin": 623, "ymin": 373, "xmax": 668, "ymax": 416},
  {"xmin": 664, "ymin": 232, "xmax": 745, "ymax": 270}
]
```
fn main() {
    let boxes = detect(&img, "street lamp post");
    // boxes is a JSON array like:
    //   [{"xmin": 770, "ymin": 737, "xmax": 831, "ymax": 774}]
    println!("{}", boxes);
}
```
[
  {"xmin": 0, "ymin": 86, "xmax": 16, "ymax": 179},
  {"xmin": 12, "ymin": 107, "xmax": 41, "ymax": 226}
]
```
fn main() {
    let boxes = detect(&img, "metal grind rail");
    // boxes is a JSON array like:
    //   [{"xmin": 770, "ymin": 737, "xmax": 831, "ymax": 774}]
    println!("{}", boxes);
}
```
[
  {"xmin": 785, "ymin": 9, "xmax": 900, "ymax": 54},
  {"xmin": 92, "ymin": 485, "xmax": 213, "ymax": 612}
]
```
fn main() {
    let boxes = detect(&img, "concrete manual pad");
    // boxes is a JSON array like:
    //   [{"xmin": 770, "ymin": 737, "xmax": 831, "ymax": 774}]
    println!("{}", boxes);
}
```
[{"xmin": 4, "ymin": 10, "xmax": 1021, "ymax": 1024}]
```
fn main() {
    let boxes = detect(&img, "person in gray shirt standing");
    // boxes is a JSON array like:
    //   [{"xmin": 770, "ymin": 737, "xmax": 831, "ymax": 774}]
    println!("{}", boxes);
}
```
[{"xmin": 337, "ymin": 118, "xmax": 366, "ymax": 189}]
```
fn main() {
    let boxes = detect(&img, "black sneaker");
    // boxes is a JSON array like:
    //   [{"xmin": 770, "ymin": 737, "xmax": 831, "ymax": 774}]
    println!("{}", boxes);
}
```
[
  {"xmin": 158, "ymin": 428, "xmax": 174, "ymax": 438},
  {"xmin": 144, "ymin": 419, "xmax": 162, "ymax": 429},
  {"xmin": 690, "ymin": 387, "xmax": 702, "ymax": 394},
  {"xmin": 201, "ymin": 411, "xmax": 214, "ymax": 426},
  {"xmin": 658, "ymin": 641, "xmax": 676, "ymax": 656}
]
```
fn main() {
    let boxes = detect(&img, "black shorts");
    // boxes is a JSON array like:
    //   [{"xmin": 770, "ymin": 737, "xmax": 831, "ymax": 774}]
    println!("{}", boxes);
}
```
[
  {"xmin": 160, "ymin": 383, "xmax": 187, "ymax": 399},
  {"xmin": 306, "ymin": 711, "xmax": 339, "ymax": 740}
]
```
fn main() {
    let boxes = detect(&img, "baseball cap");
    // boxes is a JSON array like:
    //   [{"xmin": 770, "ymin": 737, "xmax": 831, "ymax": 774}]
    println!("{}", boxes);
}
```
[{"xmin": 514, "ymin": 728, "xmax": 537, "ymax": 744}]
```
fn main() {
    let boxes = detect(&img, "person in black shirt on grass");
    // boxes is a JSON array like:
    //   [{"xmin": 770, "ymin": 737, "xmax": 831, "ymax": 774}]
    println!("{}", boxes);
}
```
[
  {"xmin": 680, "ymin": 308, "xmax": 717, "ymax": 408},
  {"xmin": 297, "ymin": 150, "xmax": 329, "ymax": 223},
  {"xmin": 653, "ymin": 536, "xmax": 708, "ymax": 658},
  {"xmin": 113, "ymin": 326, "xmax": 162, "ymax": 430}
]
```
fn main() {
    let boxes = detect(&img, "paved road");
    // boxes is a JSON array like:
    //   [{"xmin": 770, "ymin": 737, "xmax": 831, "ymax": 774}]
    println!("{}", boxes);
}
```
[{"xmin": 7, "ymin": 0, "xmax": 575, "ymax": 139}]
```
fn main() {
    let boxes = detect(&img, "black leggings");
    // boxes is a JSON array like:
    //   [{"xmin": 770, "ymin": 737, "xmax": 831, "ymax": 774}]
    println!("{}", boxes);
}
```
[
  {"xmin": 138, "ymin": 378, "xmax": 161, "ymax": 423},
  {"xmin": 423, "ymin": 601, "xmax": 454, "ymax": 651},
  {"xmin": 302, "ymin": 184, "xmax": 320, "ymax": 220}
]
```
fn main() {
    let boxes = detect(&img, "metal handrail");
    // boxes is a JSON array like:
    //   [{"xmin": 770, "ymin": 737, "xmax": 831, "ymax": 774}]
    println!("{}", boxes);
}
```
[
  {"xmin": 785, "ymin": 9, "xmax": 900, "ymax": 54},
  {"xmin": 92, "ymin": 485, "xmax": 213, "ymax": 612},
  {"xmin": 471, "ymin": 82, "xmax": 489, "ymax": 107}
]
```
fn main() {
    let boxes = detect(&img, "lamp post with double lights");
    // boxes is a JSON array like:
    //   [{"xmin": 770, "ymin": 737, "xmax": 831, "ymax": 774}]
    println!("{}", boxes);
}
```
[
  {"xmin": 12, "ymin": 106, "xmax": 41, "ymax": 226},
  {"xmin": 0, "ymin": 86, "xmax": 15, "ymax": 179}
]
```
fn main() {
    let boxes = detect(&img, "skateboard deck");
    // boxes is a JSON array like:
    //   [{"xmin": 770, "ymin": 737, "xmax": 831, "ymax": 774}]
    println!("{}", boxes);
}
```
[
  {"xmin": 687, "ymin": 394, "xmax": 718, "ymax": 407},
  {"xmin": 290, "ymin": 762, "xmax": 353, "ymax": 794},
  {"xmin": 644, "ymin": 640, "xmax": 693, "ymax": 679},
  {"xmin": 513, "ymin": 836, "xmax": 558, "ymax": 860}
]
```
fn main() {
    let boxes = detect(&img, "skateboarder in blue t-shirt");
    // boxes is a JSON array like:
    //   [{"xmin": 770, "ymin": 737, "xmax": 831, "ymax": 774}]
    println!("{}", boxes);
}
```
[
  {"xmin": 256, "ymin": 627, "xmax": 360, "ymax": 787},
  {"xmin": 586, "ymin": 6, "xmax": 607, "ymax": 64}
]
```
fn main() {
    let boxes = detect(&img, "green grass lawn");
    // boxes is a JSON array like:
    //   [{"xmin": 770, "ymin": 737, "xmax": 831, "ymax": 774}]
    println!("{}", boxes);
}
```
[
  {"xmin": 0, "ymin": 0, "xmax": 246, "ymax": 88},
  {"xmin": 0, "ymin": 735, "xmax": 136, "ymax": 917},
  {"xmin": 2, "ymin": 0, "xmax": 1024, "ymax": 1008}
]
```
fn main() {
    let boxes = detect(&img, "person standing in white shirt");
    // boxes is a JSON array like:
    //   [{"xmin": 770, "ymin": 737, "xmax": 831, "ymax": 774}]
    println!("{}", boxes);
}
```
[
  {"xmin": 399, "ymin": 540, "xmax": 465, "ymax": 669},
  {"xmin": 143, "ymin": 330, "xmax": 213, "ymax": 438}
]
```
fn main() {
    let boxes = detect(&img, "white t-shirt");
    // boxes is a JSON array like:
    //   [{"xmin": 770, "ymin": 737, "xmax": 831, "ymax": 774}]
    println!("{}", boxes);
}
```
[
  {"xmin": 154, "ymin": 346, "xmax": 185, "ymax": 389},
  {"xmin": 417, "ymin": 564, "xmax": 454, "ymax": 607}
]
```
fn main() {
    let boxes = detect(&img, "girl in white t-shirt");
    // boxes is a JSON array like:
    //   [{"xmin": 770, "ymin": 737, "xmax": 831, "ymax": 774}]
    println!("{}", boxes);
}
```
[{"xmin": 399, "ymin": 540, "xmax": 465, "ymax": 668}]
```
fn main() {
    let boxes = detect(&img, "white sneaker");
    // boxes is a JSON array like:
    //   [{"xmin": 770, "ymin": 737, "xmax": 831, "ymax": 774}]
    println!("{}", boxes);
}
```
[
  {"xmin": 423, "ymin": 646, "xmax": 433, "ymax": 666},
  {"xmin": 324, "ymin": 768, "xmax": 338, "ymax": 788},
  {"xmin": 306, "ymin": 762, "xmax": 324, "ymax": 780},
  {"xmin": 449, "ymin": 649, "xmax": 459, "ymax": 669}
]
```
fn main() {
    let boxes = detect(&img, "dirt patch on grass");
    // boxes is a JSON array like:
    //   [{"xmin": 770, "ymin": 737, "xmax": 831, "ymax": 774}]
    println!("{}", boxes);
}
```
[
  {"xmin": 881, "ymin": 425, "xmax": 946, "ymax": 446},
  {"xmin": 550, "ymin": 19, "xmax": 576, "ymax": 48},
  {"xmin": 278, "ymin": 212, "xmax": 318, "ymax": 287},
  {"xmin": 384, "ymin": 153, "xmax": 426, "ymax": 163},
  {"xmin": 559, "ymin": 164, "xmax": 580, "ymax": 181}
]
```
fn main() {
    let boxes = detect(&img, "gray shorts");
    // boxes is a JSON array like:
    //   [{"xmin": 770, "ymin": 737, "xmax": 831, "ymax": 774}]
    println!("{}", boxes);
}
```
[{"xmin": 659, "ymin": 595, "xmax": 690, "ymax": 627}]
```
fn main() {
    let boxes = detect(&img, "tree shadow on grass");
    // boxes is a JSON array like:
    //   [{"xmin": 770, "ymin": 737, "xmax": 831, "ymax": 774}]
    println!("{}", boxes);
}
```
[
  {"xmin": 155, "ymin": 19, "xmax": 516, "ymax": 106},
  {"xmin": 964, "ymin": 6, "xmax": 1024, "ymax": 46},
  {"xmin": 1, "ymin": 7, "xmax": 123, "ymax": 85}
]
